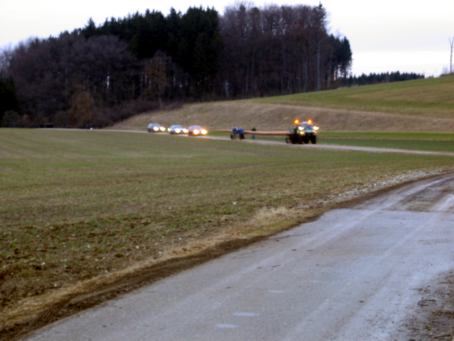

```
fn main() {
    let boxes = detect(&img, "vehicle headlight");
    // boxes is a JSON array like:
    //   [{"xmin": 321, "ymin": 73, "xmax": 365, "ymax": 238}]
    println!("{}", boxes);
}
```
[
  {"xmin": 175, "ymin": 129, "xmax": 181, "ymax": 133},
  {"xmin": 160, "ymin": 127, "xmax": 166, "ymax": 132},
  {"xmin": 153, "ymin": 127, "xmax": 159, "ymax": 131},
  {"xmin": 313, "ymin": 126, "xmax": 319, "ymax": 131},
  {"xmin": 183, "ymin": 129, "xmax": 189, "ymax": 134},
  {"xmin": 193, "ymin": 129, "xmax": 200, "ymax": 135},
  {"xmin": 201, "ymin": 129, "xmax": 208, "ymax": 135}
]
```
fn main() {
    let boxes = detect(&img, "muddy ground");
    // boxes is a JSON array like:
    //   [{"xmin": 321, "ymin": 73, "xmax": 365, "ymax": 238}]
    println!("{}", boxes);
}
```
[{"xmin": 402, "ymin": 271, "xmax": 454, "ymax": 341}]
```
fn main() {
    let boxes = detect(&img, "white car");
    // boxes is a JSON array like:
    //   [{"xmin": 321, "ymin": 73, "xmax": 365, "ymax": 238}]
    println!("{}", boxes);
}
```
[
  {"xmin": 147, "ymin": 122, "xmax": 166, "ymax": 133},
  {"xmin": 168, "ymin": 124, "xmax": 188, "ymax": 134}
]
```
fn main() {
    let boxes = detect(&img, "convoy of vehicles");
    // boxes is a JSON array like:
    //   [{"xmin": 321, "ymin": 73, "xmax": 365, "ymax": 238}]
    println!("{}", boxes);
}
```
[
  {"xmin": 229, "ymin": 119, "xmax": 319, "ymax": 144},
  {"xmin": 147, "ymin": 122, "xmax": 208, "ymax": 136},
  {"xmin": 147, "ymin": 118, "xmax": 319, "ymax": 144}
]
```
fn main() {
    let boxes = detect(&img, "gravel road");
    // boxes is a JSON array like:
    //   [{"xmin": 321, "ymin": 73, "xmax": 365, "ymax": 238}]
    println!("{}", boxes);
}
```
[
  {"xmin": 26, "ymin": 175, "xmax": 454, "ymax": 341},
  {"xmin": 98, "ymin": 129, "xmax": 454, "ymax": 157}
]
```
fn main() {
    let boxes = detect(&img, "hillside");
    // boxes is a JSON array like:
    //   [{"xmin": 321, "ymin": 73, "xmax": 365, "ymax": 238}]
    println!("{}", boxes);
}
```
[
  {"xmin": 113, "ymin": 75, "xmax": 454, "ymax": 132},
  {"xmin": 260, "ymin": 75, "xmax": 454, "ymax": 118}
]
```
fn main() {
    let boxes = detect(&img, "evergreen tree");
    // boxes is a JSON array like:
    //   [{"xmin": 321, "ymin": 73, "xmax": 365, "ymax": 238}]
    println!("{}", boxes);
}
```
[{"xmin": 0, "ymin": 77, "xmax": 18, "ymax": 125}]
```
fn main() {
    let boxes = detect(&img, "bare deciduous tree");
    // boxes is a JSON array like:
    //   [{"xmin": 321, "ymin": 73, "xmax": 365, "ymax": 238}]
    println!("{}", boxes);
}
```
[
  {"xmin": 220, "ymin": 3, "xmax": 351, "ymax": 97},
  {"xmin": 143, "ymin": 51, "xmax": 171, "ymax": 107},
  {"xmin": 68, "ymin": 88, "xmax": 95, "ymax": 128},
  {"xmin": 4, "ymin": 4, "xmax": 353, "ymax": 127}
]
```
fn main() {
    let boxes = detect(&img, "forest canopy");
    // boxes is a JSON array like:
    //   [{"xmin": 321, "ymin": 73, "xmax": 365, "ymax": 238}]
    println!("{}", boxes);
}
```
[{"xmin": 0, "ymin": 3, "xmax": 353, "ymax": 127}]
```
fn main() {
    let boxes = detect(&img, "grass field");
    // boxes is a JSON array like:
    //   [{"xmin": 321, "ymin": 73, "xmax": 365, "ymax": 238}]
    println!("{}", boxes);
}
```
[
  {"xmin": 258, "ymin": 75, "xmax": 454, "ymax": 119},
  {"xmin": 321, "ymin": 131, "xmax": 454, "ymax": 152},
  {"xmin": 209, "ymin": 130, "xmax": 454, "ymax": 152},
  {"xmin": 1, "ymin": 129, "xmax": 454, "ymax": 333}
]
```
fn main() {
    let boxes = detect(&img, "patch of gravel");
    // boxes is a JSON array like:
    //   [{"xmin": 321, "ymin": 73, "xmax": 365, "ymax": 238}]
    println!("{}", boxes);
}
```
[{"xmin": 301, "ymin": 169, "xmax": 446, "ymax": 210}]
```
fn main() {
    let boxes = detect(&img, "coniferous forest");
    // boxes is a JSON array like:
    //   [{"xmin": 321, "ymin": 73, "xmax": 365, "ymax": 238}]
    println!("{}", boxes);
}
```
[{"xmin": 0, "ymin": 4, "xmax": 354, "ymax": 127}]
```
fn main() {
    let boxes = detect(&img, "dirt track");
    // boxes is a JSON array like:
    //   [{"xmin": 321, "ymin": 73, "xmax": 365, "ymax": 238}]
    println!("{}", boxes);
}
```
[
  {"xmin": 201, "ymin": 135, "xmax": 454, "ymax": 157},
  {"xmin": 102, "ymin": 129, "xmax": 454, "ymax": 158},
  {"xmin": 26, "ymin": 175, "xmax": 454, "ymax": 340}
]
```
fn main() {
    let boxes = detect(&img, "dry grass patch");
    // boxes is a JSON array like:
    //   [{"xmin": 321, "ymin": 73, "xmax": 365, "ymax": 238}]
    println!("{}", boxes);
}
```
[{"xmin": 249, "ymin": 206, "xmax": 295, "ymax": 228}]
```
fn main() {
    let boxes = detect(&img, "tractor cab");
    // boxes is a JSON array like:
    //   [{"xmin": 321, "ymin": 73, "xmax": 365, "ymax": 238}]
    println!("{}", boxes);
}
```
[{"xmin": 286, "ymin": 119, "xmax": 319, "ymax": 144}]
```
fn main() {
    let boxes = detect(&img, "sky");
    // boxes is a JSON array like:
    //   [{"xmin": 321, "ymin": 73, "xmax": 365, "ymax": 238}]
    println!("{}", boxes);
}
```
[{"xmin": 1, "ymin": 0, "xmax": 453, "ymax": 76}]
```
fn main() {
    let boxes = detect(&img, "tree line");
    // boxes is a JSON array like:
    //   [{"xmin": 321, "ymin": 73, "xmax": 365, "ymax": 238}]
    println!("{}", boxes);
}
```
[
  {"xmin": 0, "ymin": 3, "xmax": 352, "ymax": 128},
  {"xmin": 342, "ymin": 72, "xmax": 424, "ymax": 86}
]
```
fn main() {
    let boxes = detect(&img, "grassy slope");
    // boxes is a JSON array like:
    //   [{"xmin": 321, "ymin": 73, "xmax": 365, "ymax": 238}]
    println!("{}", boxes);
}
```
[
  {"xmin": 1, "ymin": 129, "xmax": 454, "ymax": 316},
  {"xmin": 258, "ymin": 75, "xmax": 454, "ymax": 118},
  {"xmin": 115, "ymin": 76, "xmax": 454, "ymax": 132}
]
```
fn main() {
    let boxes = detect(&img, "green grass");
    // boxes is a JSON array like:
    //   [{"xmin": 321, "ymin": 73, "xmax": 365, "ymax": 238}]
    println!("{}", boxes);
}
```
[
  {"xmin": 321, "ymin": 131, "xmax": 454, "ymax": 152},
  {"xmin": 257, "ymin": 75, "xmax": 454, "ymax": 118},
  {"xmin": 1, "ymin": 129, "xmax": 453, "ymax": 311},
  {"xmin": 211, "ymin": 130, "xmax": 454, "ymax": 153}
]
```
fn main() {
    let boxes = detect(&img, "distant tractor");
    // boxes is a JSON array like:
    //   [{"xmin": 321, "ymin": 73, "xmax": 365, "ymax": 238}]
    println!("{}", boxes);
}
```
[
  {"xmin": 285, "ymin": 119, "xmax": 319, "ymax": 144},
  {"xmin": 230, "ymin": 127, "xmax": 245, "ymax": 140}
]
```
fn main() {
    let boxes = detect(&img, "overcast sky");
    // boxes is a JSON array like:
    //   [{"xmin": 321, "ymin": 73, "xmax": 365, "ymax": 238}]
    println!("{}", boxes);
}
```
[{"xmin": 1, "ymin": 0, "xmax": 453, "ymax": 76}]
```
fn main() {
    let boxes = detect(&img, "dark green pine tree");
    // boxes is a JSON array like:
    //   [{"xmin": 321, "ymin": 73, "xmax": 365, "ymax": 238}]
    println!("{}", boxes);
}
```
[{"xmin": 0, "ymin": 77, "xmax": 18, "ymax": 125}]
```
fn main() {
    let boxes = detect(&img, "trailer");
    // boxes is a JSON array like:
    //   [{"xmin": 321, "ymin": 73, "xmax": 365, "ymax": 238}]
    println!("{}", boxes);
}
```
[{"xmin": 229, "ymin": 119, "xmax": 319, "ymax": 144}]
